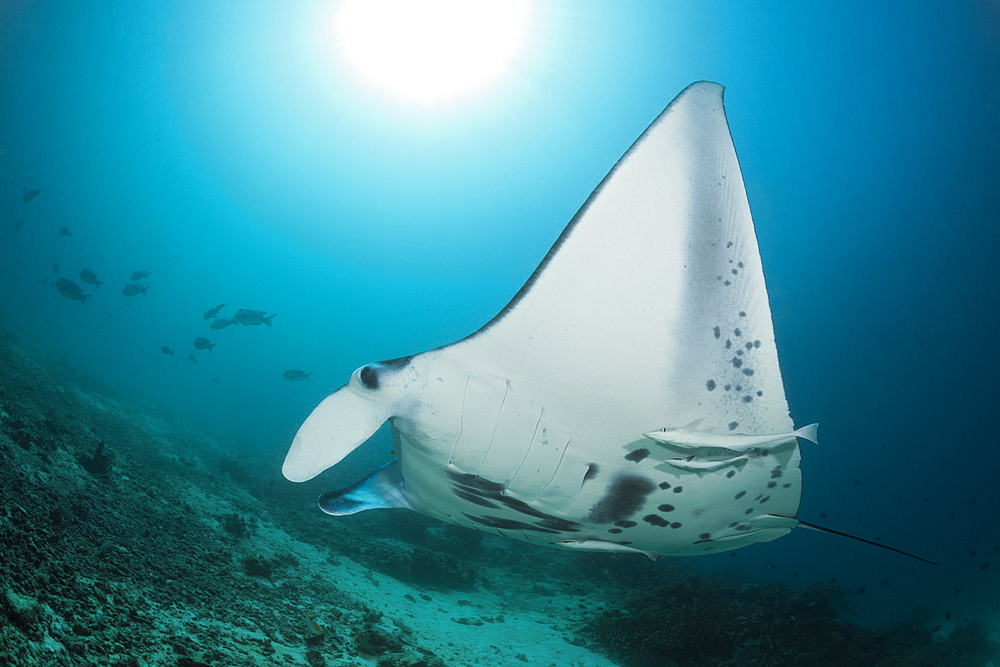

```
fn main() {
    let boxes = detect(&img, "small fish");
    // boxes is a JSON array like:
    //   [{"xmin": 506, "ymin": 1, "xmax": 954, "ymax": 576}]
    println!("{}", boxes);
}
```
[
  {"xmin": 203, "ymin": 303, "xmax": 226, "ymax": 319},
  {"xmin": 55, "ymin": 278, "xmax": 91, "ymax": 306},
  {"xmin": 550, "ymin": 538, "xmax": 658, "ymax": 561},
  {"xmin": 79, "ymin": 269, "xmax": 102, "ymax": 289},
  {"xmin": 14, "ymin": 218, "xmax": 25, "ymax": 231},
  {"xmin": 59, "ymin": 226, "xmax": 71, "ymax": 237},
  {"xmin": 303, "ymin": 610, "xmax": 323, "ymax": 637},
  {"xmin": 131, "ymin": 270, "xmax": 150, "ymax": 281},
  {"xmin": 122, "ymin": 283, "xmax": 148, "ymax": 297},
  {"xmin": 23, "ymin": 187, "xmax": 42, "ymax": 203},
  {"xmin": 188, "ymin": 354, "xmax": 198, "ymax": 363},
  {"xmin": 193, "ymin": 337, "xmax": 215, "ymax": 352},
  {"xmin": 233, "ymin": 309, "xmax": 276, "ymax": 326},
  {"xmin": 161, "ymin": 347, "xmax": 174, "ymax": 356},
  {"xmin": 52, "ymin": 260, "xmax": 60, "ymax": 274},
  {"xmin": 643, "ymin": 419, "xmax": 818, "ymax": 452},
  {"xmin": 210, "ymin": 318, "xmax": 236, "ymax": 330},
  {"xmin": 283, "ymin": 370, "xmax": 313, "ymax": 381}
]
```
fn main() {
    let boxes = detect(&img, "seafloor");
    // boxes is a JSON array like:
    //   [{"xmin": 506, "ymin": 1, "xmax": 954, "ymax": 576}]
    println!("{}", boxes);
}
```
[{"xmin": 1, "ymin": 328, "xmax": 997, "ymax": 667}]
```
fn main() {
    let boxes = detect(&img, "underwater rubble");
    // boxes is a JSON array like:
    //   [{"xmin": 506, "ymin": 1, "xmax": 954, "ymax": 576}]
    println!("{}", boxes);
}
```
[
  {"xmin": 575, "ymin": 574, "xmax": 999, "ymax": 667},
  {"xmin": 0, "ymin": 327, "xmax": 998, "ymax": 666}
]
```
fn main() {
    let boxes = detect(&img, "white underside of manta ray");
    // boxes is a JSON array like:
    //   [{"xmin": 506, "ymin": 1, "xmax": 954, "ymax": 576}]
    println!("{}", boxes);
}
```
[{"xmin": 283, "ymin": 81, "xmax": 816, "ymax": 561}]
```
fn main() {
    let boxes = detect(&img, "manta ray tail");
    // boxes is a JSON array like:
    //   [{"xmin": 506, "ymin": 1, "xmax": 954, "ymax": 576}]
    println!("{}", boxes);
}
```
[{"xmin": 796, "ymin": 519, "xmax": 938, "ymax": 566}]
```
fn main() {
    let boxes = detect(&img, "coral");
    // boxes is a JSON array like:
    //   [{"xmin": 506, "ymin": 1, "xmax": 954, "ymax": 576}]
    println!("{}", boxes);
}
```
[
  {"xmin": 77, "ymin": 441, "xmax": 113, "ymax": 475},
  {"xmin": 221, "ymin": 513, "xmax": 249, "ymax": 538},
  {"xmin": 241, "ymin": 556, "xmax": 273, "ymax": 579},
  {"xmin": 365, "ymin": 543, "xmax": 478, "ymax": 591},
  {"xmin": 578, "ymin": 575, "xmax": 1000, "ymax": 667}
]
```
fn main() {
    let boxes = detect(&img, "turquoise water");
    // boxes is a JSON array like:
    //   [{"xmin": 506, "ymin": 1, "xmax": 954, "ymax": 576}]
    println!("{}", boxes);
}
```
[{"xmin": 2, "ymin": 0, "xmax": 998, "ymax": 631}]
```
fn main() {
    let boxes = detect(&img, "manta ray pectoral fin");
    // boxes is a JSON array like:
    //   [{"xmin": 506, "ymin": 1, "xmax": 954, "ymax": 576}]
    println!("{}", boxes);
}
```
[
  {"xmin": 282, "ymin": 385, "xmax": 390, "ymax": 482},
  {"xmin": 318, "ymin": 460, "xmax": 411, "ymax": 516}
]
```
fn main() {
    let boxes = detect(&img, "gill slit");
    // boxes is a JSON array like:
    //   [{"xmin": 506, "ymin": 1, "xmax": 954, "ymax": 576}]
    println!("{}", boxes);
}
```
[{"xmin": 447, "ymin": 375, "xmax": 471, "ymax": 465}]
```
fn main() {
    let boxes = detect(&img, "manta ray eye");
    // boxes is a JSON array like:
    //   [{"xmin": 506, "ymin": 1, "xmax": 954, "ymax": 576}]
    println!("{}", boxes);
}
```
[{"xmin": 359, "ymin": 365, "xmax": 379, "ymax": 389}]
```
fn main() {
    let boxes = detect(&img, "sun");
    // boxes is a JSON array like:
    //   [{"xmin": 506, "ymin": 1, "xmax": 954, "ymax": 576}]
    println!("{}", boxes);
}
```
[{"xmin": 333, "ymin": 0, "xmax": 530, "ymax": 106}]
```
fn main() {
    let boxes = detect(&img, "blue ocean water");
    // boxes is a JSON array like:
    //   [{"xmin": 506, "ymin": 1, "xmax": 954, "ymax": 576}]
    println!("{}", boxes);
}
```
[{"xmin": 1, "ymin": 0, "xmax": 998, "ymax": 632}]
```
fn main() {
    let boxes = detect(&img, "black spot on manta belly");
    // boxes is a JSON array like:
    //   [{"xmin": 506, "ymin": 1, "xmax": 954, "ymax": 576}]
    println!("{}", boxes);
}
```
[
  {"xmin": 608, "ymin": 528, "xmax": 623, "ymax": 534},
  {"xmin": 587, "ymin": 475, "xmax": 657, "ymax": 524},
  {"xmin": 643, "ymin": 514, "xmax": 669, "ymax": 527},
  {"xmin": 658, "ymin": 481, "xmax": 671, "ymax": 490},
  {"xmin": 726, "ymin": 470, "xmax": 736, "ymax": 478},
  {"xmin": 658, "ymin": 504, "xmax": 675, "ymax": 512},
  {"xmin": 615, "ymin": 520, "xmax": 637, "ymax": 528},
  {"xmin": 706, "ymin": 379, "xmax": 716, "ymax": 391},
  {"xmin": 713, "ymin": 326, "xmax": 721, "ymax": 339},
  {"xmin": 625, "ymin": 448, "xmax": 650, "ymax": 463},
  {"xmin": 584, "ymin": 463, "xmax": 600, "ymax": 481}
]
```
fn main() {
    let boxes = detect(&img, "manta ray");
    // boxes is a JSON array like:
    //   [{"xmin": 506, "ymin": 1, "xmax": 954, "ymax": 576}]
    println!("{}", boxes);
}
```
[{"xmin": 282, "ymin": 82, "xmax": 924, "ymax": 563}]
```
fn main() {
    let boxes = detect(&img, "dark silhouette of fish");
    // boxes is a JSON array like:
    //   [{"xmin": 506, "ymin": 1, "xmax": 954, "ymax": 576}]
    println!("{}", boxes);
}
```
[
  {"xmin": 14, "ymin": 218, "xmax": 25, "ymax": 231},
  {"xmin": 203, "ymin": 303, "xmax": 225, "ymax": 319},
  {"xmin": 131, "ymin": 270, "xmax": 150, "ymax": 281},
  {"xmin": 55, "ymin": 278, "xmax": 91, "ymax": 306},
  {"xmin": 188, "ymin": 354, "xmax": 198, "ymax": 363},
  {"xmin": 122, "ymin": 283, "xmax": 148, "ymax": 296},
  {"xmin": 210, "ymin": 318, "xmax": 236, "ymax": 330},
  {"xmin": 23, "ymin": 187, "xmax": 41, "ymax": 203},
  {"xmin": 79, "ymin": 269, "xmax": 102, "ymax": 289},
  {"xmin": 233, "ymin": 309, "xmax": 276, "ymax": 326},
  {"xmin": 283, "ymin": 370, "xmax": 313, "ymax": 381},
  {"xmin": 59, "ymin": 226, "xmax": 71, "ymax": 236},
  {"xmin": 193, "ymin": 337, "xmax": 215, "ymax": 352},
  {"xmin": 161, "ymin": 347, "xmax": 174, "ymax": 356}
]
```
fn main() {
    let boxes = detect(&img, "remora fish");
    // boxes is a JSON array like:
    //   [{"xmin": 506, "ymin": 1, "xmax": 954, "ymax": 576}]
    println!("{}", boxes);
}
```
[
  {"xmin": 644, "ymin": 420, "xmax": 819, "ymax": 453},
  {"xmin": 122, "ymin": 283, "xmax": 148, "ymax": 297}
]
